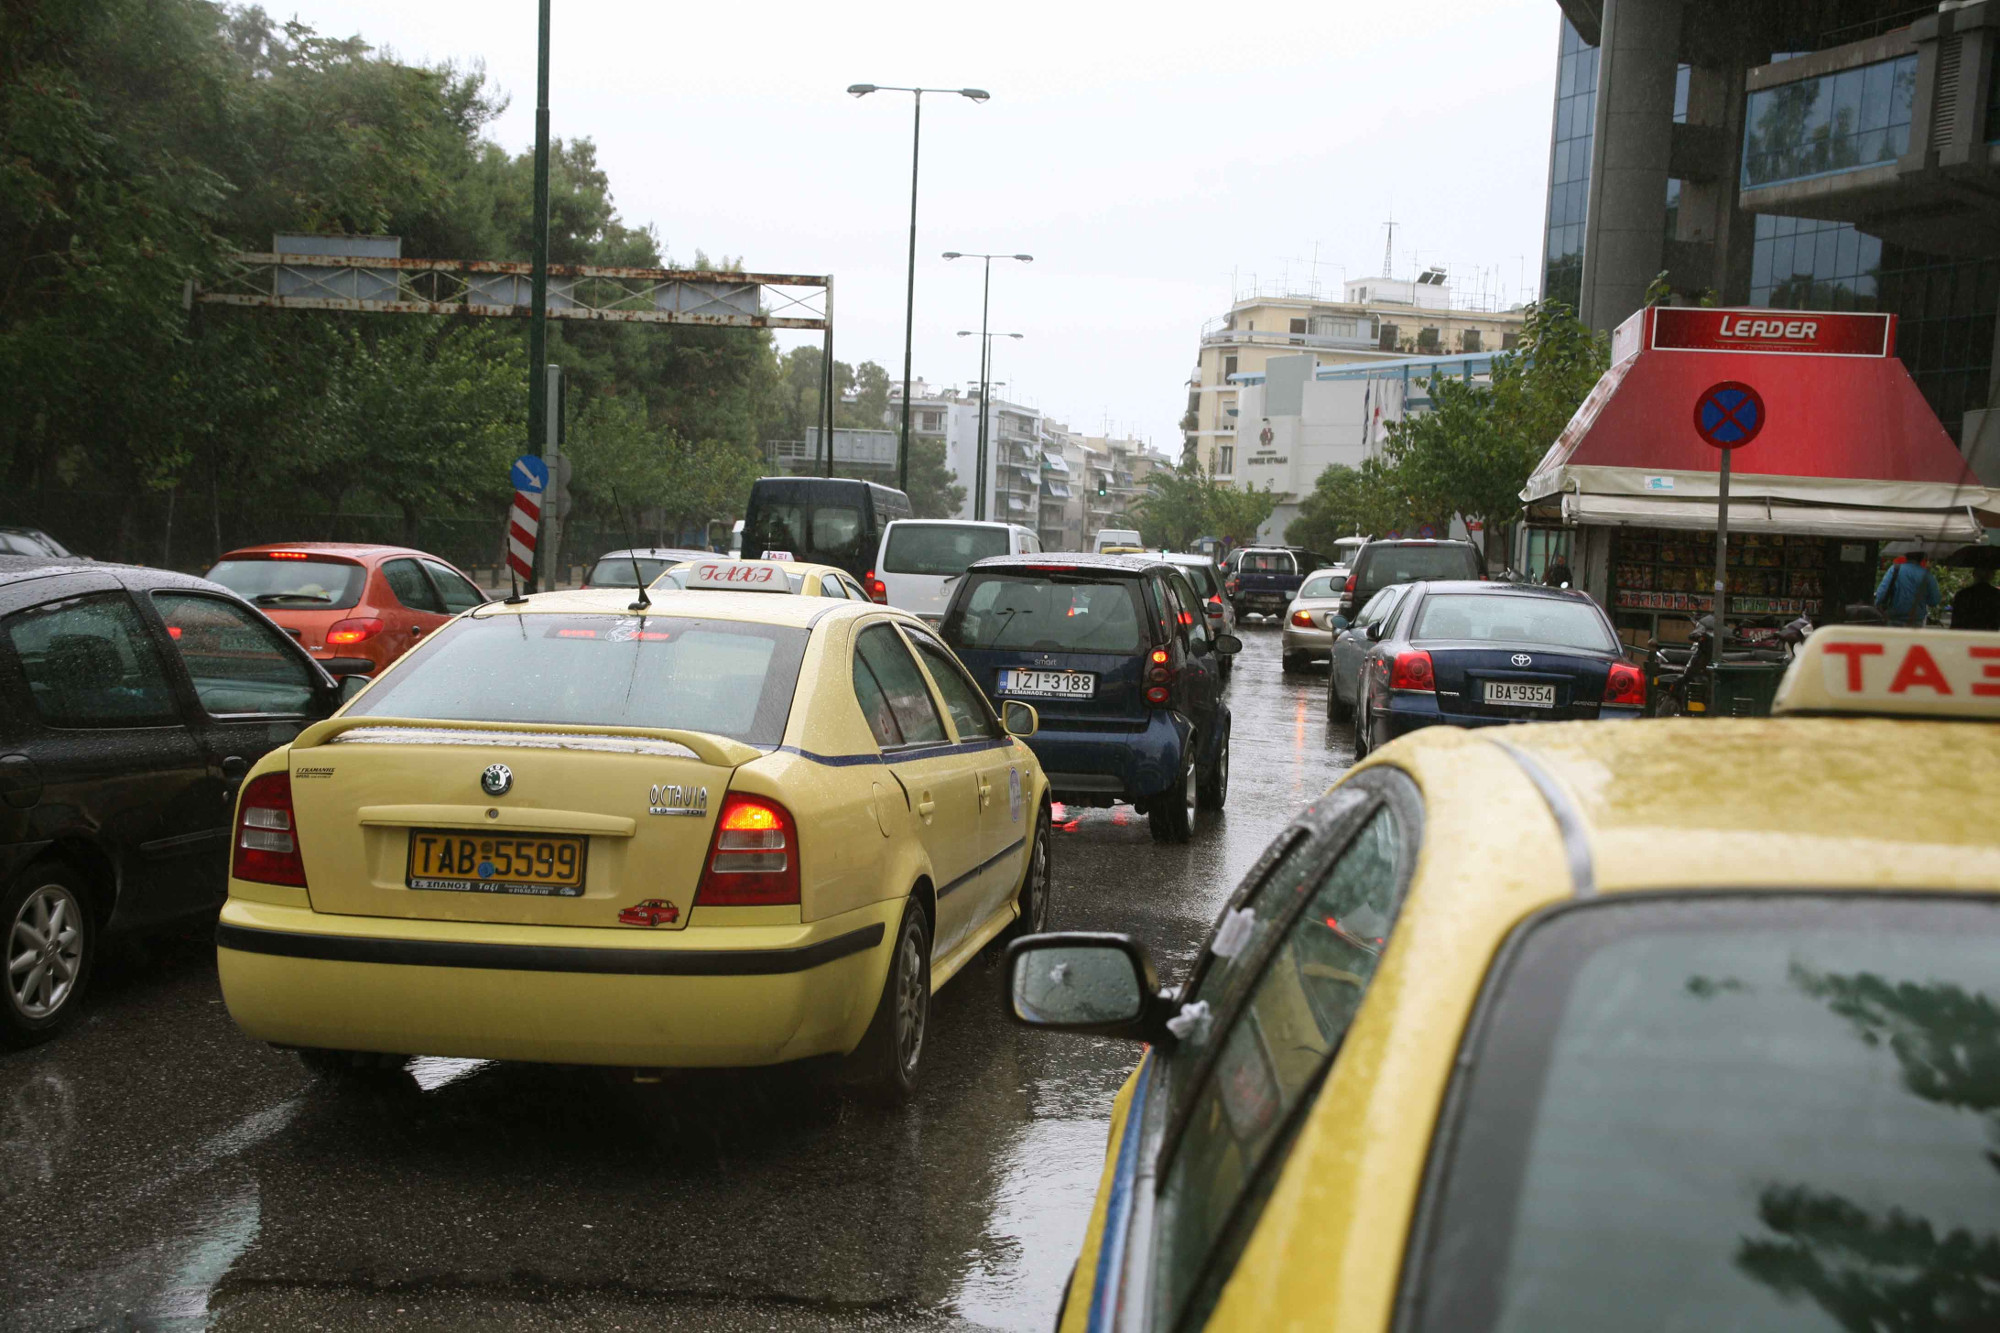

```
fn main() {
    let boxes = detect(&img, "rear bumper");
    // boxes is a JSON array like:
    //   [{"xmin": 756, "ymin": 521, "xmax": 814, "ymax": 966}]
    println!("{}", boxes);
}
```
[
  {"xmin": 1281, "ymin": 624, "xmax": 1334, "ymax": 657},
  {"xmin": 215, "ymin": 895, "xmax": 898, "ymax": 1068},
  {"xmin": 1026, "ymin": 713, "xmax": 1186, "ymax": 806},
  {"xmin": 1379, "ymin": 694, "xmax": 1641, "ymax": 738}
]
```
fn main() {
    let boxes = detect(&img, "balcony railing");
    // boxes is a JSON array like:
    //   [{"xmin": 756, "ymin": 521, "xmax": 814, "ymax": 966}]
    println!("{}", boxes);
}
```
[{"xmin": 1742, "ymin": 54, "xmax": 1915, "ymax": 189}]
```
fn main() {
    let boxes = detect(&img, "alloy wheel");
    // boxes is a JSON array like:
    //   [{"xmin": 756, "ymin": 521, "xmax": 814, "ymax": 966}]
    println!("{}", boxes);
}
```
[
  {"xmin": 1028, "ymin": 827, "xmax": 1051, "ymax": 933},
  {"xmin": 894, "ymin": 929, "xmax": 926, "ymax": 1078},
  {"xmin": 9, "ymin": 884, "xmax": 82, "ymax": 1021}
]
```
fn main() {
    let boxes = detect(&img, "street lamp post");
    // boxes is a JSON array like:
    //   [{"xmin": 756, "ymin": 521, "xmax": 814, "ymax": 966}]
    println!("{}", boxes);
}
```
[
  {"xmin": 847, "ymin": 84, "xmax": 990, "ymax": 494},
  {"xmin": 943, "ymin": 252, "xmax": 1032, "ymax": 521},
  {"xmin": 957, "ymin": 331, "xmax": 1024, "ymax": 522}
]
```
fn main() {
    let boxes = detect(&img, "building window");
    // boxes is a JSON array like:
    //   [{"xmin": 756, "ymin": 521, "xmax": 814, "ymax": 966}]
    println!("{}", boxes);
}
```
[
  {"xmin": 919, "ymin": 410, "xmax": 942, "ymax": 432},
  {"xmin": 1224, "ymin": 354, "xmax": 1238, "ymax": 379},
  {"xmin": 1543, "ymin": 17, "xmax": 1598, "ymax": 311},
  {"xmin": 1417, "ymin": 326, "xmax": 1441, "ymax": 352},
  {"xmin": 1462, "ymin": 328, "xmax": 1482, "ymax": 353},
  {"xmin": 1664, "ymin": 177, "xmax": 1683, "ymax": 242},
  {"xmin": 1289, "ymin": 317, "xmax": 1308, "ymax": 334},
  {"xmin": 1218, "ymin": 446, "xmax": 1235, "ymax": 474},
  {"xmin": 1741, "ymin": 56, "xmax": 1916, "ymax": 189},
  {"xmin": 1673, "ymin": 63, "xmax": 1690, "ymax": 124},
  {"xmin": 1501, "ymin": 332, "xmax": 1521, "ymax": 351}
]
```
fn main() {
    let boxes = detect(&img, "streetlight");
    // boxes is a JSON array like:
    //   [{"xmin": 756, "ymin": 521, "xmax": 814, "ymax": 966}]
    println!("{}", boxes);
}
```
[
  {"xmin": 943, "ymin": 252, "xmax": 1032, "ymax": 520},
  {"xmin": 961, "ymin": 332, "xmax": 1023, "ymax": 522},
  {"xmin": 847, "ymin": 83, "xmax": 991, "ymax": 494}
]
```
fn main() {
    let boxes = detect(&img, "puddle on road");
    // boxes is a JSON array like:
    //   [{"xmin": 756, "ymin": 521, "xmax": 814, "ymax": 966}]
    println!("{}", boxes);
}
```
[
  {"xmin": 951, "ymin": 1115, "xmax": 1111, "ymax": 1331},
  {"xmin": 407, "ymin": 1055, "xmax": 492, "ymax": 1092}
]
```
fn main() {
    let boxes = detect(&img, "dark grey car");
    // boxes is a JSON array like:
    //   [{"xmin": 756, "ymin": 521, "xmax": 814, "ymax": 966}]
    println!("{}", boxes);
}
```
[{"xmin": 1326, "ymin": 583, "xmax": 1411, "ymax": 721}]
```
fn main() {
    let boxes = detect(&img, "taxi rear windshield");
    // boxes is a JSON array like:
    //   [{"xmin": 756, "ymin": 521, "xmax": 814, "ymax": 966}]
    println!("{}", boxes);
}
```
[
  {"xmin": 206, "ymin": 558, "xmax": 366, "ymax": 611},
  {"xmin": 1408, "ymin": 895, "xmax": 2000, "ymax": 1333},
  {"xmin": 348, "ymin": 613, "xmax": 806, "ymax": 745},
  {"xmin": 586, "ymin": 557, "xmax": 669, "ymax": 588},
  {"xmin": 943, "ymin": 573, "xmax": 1147, "ymax": 655},
  {"xmin": 883, "ymin": 525, "xmax": 1009, "ymax": 576}
]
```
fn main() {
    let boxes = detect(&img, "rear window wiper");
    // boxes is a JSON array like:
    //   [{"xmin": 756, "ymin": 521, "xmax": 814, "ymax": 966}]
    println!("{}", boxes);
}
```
[{"xmin": 253, "ymin": 593, "xmax": 334, "ymax": 605}]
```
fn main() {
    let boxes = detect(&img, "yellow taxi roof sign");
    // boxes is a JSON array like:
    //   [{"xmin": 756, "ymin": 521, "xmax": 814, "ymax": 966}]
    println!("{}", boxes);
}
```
[
  {"xmin": 1773, "ymin": 625, "xmax": 2000, "ymax": 719},
  {"xmin": 679, "ymin": 559, "xmax": 795, "ymax": 592}
]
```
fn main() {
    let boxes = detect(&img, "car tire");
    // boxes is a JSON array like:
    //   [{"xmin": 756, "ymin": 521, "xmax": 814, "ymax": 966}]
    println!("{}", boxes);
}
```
[
  {"xmin": 1327, "ymin": 671, "xmax": 1352, "ymax": 722},
  {"xmin": 1002, "ymin": 806, "xmax": 1054, "ymax": 943},
  {"xmin": 1218, "ymin": 657, "xmax": 1232, "ymax": 681},
  {"xmin": 295, "ymin": 1047, "xmax": 411, "ymax": 1082},
  {"xmin": 1354, "ymin": 696, "xmax": 1373, "ymax": 758},
  {"xmin": 1148, "ymin": 751, "xmax": 1197, "ymax": 844},
  {"xmin": 845, "ymin": 898, "xmax": 932, "ymax": 1106},
  {"xmin": 0, "ymin": 860, "xmax": 94, "ymax": 1050},
  {"xmin": 1281, "ymin": 651, "xmax": 1303, "ymax": 675},
  {"xmin": 1197, "ymin": 725, "xmax": 1229, "ymax": 810}
]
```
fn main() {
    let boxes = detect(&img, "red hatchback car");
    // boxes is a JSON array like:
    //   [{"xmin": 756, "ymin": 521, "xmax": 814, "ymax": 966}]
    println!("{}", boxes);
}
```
[{"xmin": 204, "ymin": 543, "xmax": 488, "ymax": 677}]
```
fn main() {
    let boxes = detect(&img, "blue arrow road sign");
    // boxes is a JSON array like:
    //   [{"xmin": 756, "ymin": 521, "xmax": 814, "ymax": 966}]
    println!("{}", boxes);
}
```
[{"xmin": 511, "ymin": 455, "xmax": 550, "ymax": 494}]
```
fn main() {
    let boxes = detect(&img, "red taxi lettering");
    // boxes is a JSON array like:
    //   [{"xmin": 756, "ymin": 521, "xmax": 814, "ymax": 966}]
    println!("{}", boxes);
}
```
[
  {"xmin": 1822, "ymin": 641, "xmax": 1884, "ymax": 690},
  {"xmin": 1887, "ymin": 644, "xmax": 1952, "ymax": 695},
  {"xmin": 1971, "ymin": 646, "xmax": 2000, "ymax": 698}
]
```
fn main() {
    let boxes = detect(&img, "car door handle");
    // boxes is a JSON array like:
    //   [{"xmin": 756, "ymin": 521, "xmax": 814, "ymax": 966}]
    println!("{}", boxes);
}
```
[
  {"xmin": 220, "ymin": 754, "xmax": 249, "ymax": 802},
  {"xmin": 411, "ymin": 625, "xmax": 426, "ymax": 636},
  {"xmin": 916, "ymin": 793, "xmax": 936, "ymax": 819},
  {"xmin": 977, "ymin": 778, "xmax": 992, "ymax": 808}
]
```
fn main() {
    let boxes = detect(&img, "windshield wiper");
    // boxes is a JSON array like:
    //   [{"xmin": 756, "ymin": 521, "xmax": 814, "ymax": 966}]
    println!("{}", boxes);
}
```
[{"xmin": 254, "ymin": 593, "xmax": 333, "ymax": 605}]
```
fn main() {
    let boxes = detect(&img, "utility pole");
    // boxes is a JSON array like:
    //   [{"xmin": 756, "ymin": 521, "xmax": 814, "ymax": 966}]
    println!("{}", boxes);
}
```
[{"xmin": 525, "ymin": 0, "xmax": 552, "ymax": 592}]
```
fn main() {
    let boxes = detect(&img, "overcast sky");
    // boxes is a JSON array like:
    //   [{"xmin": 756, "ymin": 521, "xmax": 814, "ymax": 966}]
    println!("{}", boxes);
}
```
[{"xmin": 287, "ymin": 0, "xmax": 1560, "ymax": 451}]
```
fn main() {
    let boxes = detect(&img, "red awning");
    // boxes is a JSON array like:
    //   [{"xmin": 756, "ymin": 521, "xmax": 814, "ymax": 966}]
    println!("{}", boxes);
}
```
[{"xmin": 1523, "ymin": 307, "xmax": 1994, "ymax": 539}]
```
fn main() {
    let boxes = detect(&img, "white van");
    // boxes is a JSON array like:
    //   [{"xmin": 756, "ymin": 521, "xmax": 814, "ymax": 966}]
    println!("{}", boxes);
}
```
[
  {"xmin": 1092, "ymin": 528, "xmax": 1143, "ymax": 553},
  {"xmin": 873, "ymin": 520, "xmax": 1040, "ymax": 621}
]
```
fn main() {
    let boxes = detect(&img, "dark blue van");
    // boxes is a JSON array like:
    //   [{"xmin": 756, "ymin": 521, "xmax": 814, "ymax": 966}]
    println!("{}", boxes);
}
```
[
  {"xmin": 740, "ymin": 477, "xmax": 913, "ymax": 585},
  {"xmin": 938, "ymin": 554, "xmax": 1239, "ymax": 843}
]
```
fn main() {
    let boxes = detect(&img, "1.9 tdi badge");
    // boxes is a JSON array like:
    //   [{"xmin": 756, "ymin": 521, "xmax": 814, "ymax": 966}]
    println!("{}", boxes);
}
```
[{"xmin": 480, "ymin": 764, "xmax": 513, "ymax": 796}]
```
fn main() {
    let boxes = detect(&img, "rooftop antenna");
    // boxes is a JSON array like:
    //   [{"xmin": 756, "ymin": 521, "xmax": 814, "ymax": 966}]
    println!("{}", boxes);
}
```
[
  {"xmin": 610, "ymin": 485, "xmax": 652, "ymax": 613},
  {"xmin": 1381, "ymin": 213, "xmax": 1396, "ymax": 279}
]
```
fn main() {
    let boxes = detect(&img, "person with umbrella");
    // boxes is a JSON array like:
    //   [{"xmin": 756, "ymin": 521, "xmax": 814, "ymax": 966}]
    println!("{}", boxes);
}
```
[{"xmin": 1943, "ymin": 544, "xmax": 2000, "ymax": 631}]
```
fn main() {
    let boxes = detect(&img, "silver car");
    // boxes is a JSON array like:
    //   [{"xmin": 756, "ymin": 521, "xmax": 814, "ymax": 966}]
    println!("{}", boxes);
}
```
[
  {"xmin": 1326, "ymin": 583, "xmax": 1413, "ymax": 719},
  {"xmin": 1280, "ymin": 567, "xmax": 1348, "ymax": 673}
]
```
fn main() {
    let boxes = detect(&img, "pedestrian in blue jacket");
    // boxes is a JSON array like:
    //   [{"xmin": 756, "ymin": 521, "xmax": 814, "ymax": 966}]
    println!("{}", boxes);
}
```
[{"xmin": 1875, "ymin": 551, "xmax": 1941, "ymax": 626}]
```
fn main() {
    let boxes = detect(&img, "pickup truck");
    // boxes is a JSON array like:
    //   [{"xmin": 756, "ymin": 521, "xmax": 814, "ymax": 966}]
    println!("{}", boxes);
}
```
[{"xmin": 1225, "ymin": 547, "xmax": 1314, "ymax": 618}]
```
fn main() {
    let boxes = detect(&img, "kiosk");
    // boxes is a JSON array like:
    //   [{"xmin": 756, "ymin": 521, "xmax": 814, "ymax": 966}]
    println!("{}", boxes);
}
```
[{"xmin": 1522, "ymin": 306, "xmax": 1995, "ymax": 650}]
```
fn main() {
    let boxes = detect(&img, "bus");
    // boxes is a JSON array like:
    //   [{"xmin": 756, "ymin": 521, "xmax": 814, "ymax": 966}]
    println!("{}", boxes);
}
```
[{"xmin": 739, "ymin": 477, "xmax": 914, "ymax": 583}]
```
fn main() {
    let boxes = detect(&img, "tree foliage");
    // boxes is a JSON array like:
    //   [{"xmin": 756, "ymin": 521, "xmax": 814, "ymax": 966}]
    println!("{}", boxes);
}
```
[{"xmin": 1134, "ymin": 465, "xmax": 1278, "ymax": 550}]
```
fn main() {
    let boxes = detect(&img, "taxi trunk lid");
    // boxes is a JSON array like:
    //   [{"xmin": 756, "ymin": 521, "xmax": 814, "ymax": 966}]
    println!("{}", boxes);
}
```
[{"xmin": 285, "ymin": 719, "xmax": 758, "ymax": 930}]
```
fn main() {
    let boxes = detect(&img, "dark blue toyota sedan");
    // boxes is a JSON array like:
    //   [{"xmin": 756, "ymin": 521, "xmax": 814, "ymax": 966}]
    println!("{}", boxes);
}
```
[
  {"xmin": 939, "ymin": 554, "xmax": 1239, "ymax": 843},
  {"xmin": 1353, "ymin": 581, "xmax": 1644, "ymax": 756}
]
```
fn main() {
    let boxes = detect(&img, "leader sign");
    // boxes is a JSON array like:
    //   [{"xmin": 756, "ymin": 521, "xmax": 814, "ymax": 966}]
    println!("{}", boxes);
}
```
[{"xmin": 1651, "ymin": 307, "xmax": 1893, "ymax": 358}]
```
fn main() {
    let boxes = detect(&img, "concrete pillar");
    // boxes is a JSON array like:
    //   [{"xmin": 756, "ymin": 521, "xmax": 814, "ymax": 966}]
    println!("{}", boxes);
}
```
[{"xmin": 1580, "ymin": 0, "xmax": 1684, "ymax": 333}]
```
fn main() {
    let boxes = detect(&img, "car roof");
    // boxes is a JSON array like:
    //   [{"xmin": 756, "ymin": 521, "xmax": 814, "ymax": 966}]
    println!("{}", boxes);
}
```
[
  {"xmin": 1400, "ymin": 579, "xmax": 1591, "ymax": 601},
  {"xmin": 1358, "ymin": 537, "xmax": 1477, "ymax": 549},
  {"xmin": 886, "ymin": 518, "xmax": 1019, "ymax": 529},
  {"xmin": 596, "ymin": 547, "xmax": 710, "ymax": 560},
  {"xmin": 220, "ymin": 542, "xmax": 431, "ymax": 562},
  {"xmin": 969, "ymin": 552, "xmax": 1161, "ymax": 574},
  {"xmin": 467, "ymin": 587, "xmax": 879, "ymax": 629},
  {"xmin": 1211, "ymin": 716, "xmax": 2000, "ymax": 1328}
]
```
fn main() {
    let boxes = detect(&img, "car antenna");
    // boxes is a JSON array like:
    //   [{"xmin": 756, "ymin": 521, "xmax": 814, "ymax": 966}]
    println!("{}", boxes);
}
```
[
  {"xmin": 612, "ymin": 486, "xmax": 651, "ymax": 613},
  {"xmin": 504, "ymin": 559, "xmax": 528, "ymax": 605}
]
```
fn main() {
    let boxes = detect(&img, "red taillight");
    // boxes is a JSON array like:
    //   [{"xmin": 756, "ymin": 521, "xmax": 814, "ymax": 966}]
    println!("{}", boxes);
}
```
[
  {"xmin": 694, "ymin": 793, "xmax": 800, "ymax": 906},
  {"xmin": 1205, "ymin": 597, "xmax": 1222, "ymax": 610},
  {"xmin": 325, "ymin": 617, "xmax": 385, "ymax": 645},
  {"xmin": 1144, "ymin": 685, "xmax": 1172, "ymax": 705},
  {"xmin": 1290, "ymin": 609, "xmax": 1314, "ymax": 627},
  {"xmin": 867, "ymin": 579, "xmax": 888, "ymax": 603},
  {"xmin": 1225, "ymin": 577, "xmax": 1240, "ymax": 593},
  {"xmin": 1150, "ymin": 648, "xmax": 1169, "ymax": 664},
  {"xmin": 1343, "ymin": 574, "xmax": 1357, "ymax": 595},
  {"xmin": 1390, "ymin": 650, "xmax": 1434, "ymax": 692},
  {"xmin": 1604, "ymin": 661, "xmax": 1646, "ymax": 707},
  {"xmin": 232, "ymin": 772, "xmax": 306, "ymax": 887}
]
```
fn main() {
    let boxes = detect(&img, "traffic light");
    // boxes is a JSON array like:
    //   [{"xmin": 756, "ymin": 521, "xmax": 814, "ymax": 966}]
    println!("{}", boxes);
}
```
[{"xmin": 1096, "ymin": 476, "xmax": 1108, "ymax": 498}]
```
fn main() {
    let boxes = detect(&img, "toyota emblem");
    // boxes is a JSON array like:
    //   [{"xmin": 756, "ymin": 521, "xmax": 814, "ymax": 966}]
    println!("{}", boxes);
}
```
[
  {"xmin": 480, "ymin": 763, "xmax": 513, "ymax": 796},
  {"xmin": 1511, "ymin": 653, "xmax": 1533, "ymax": 667}
]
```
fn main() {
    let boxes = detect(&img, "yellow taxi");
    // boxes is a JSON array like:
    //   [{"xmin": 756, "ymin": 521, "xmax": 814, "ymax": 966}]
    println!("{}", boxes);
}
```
[
  {"xmin": 654, "ymin": 556, "xmax": 874, "ymax": 602},
  {"xmin": 1007, "ymin": 624, "xmax": 2000, "ymax": 1330},
  {"xmin": 216, "ymin": 584, "xmax": 1051, "ymax": 1102}
]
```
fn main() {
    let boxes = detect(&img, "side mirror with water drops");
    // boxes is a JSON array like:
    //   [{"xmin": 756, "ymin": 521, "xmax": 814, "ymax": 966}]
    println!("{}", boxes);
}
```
[{"xmin": 1002, "ymin": 932, "xmax": 1179, "ymax": 1045}]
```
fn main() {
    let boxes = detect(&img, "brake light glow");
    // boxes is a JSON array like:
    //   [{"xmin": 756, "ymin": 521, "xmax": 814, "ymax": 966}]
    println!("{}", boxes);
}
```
[
  {"xmin": 232, "ymin": 772, "xmax": 307, "ymax": 887},
  {"xmin": 1343, "ymin": 574, "xmax": 1357, "ymax": 595},
  {"xmin": 557, "ymin": 629, "xmax": 599, "ymax": 639},
  {"xmin": 325, "ymin": 617, "xmax": 385, "ymax": 645},
  {"xmin": 695, "ymin": 793, "xmax": 800, "ymax": 906},
  {"xmin": 866, "ymin": 573, "xmax": 888, "ymax": 603},
  {"xmin": 1290, "ymin": 609, "xmax": 1314, "ymax": 627},
  {"xmin": 1150, "ymin": 648, "xmax": 1169, "ymax": 664},
  {"xmin": 1390, "ymin": 650, "xmax": 1435, "ymax": 692},
  {"xmin": 268, "ymin": 552, "xmax": 310, "ymax": 561},
  {"xmin": 1605, "ymin": 661, "xmax": 1646, "ymax": 707}
]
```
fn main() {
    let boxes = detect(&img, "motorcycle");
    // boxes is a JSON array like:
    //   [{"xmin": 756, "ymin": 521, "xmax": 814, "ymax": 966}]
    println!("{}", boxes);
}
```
[{"xmin": 1645, "ymin": 613, "xmax": 1811, "ymax": 717}]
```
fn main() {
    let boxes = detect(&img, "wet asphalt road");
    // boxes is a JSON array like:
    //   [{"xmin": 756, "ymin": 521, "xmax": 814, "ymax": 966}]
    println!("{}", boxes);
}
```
[{"xmin": 0, "ymin": 622, "xmax": 1352, "ymax": 1332}]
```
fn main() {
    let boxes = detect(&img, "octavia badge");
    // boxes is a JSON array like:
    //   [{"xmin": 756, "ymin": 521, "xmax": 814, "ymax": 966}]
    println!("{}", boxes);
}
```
[
  {"xmin": 480, "ymin": 763, "xmax": 513, "ymax": 796},
  {"xmin": 1511, "ymin": 653, "xmax": 1534, "ymax": 667}
]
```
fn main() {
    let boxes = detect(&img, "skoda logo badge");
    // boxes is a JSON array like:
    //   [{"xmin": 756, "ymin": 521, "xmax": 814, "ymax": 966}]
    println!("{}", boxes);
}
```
[
  {"xmin": 480, "ymin": 764, "xmax": 513, "ymax": 796},
  {"xmin": 1511, "ymin": 653, "xmax": 1533, "ymax": 667}
]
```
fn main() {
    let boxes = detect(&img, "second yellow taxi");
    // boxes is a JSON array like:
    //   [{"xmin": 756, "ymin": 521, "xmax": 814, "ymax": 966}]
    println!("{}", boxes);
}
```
[{"xmin": 217, "ymin": 580, "xmax": 1050, "ymax": 1101}]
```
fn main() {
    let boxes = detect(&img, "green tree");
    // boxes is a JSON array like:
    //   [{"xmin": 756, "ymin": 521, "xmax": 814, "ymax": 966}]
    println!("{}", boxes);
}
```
[{"xmin": 1133, "ymin": 465, "xmax": 1277, "ymax": 549}]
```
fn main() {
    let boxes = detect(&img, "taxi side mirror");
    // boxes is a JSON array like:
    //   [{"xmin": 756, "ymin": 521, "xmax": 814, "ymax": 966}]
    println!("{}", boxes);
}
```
[
  {"xmin": 336, "ymin": 674, "xmax": 372, "ymax": 706},
  {"xmin": 1213, "ymin": 633, "xmax": 1242, "ymax": 656},
  {"xmin": 1329, "ymin": 614, "xmax": 1350, "ymax": 633},
  {"xmin": 1002, "ymin": 700, "xmax": 1039, "ymax": 737},
  {"xmin": 1003, "ymin": 932, "xmax": 1177, "ymax": 1044},
  {"xmin": 1367, "ymin": 620, "xmax": 1388, "ymax": 642}
]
